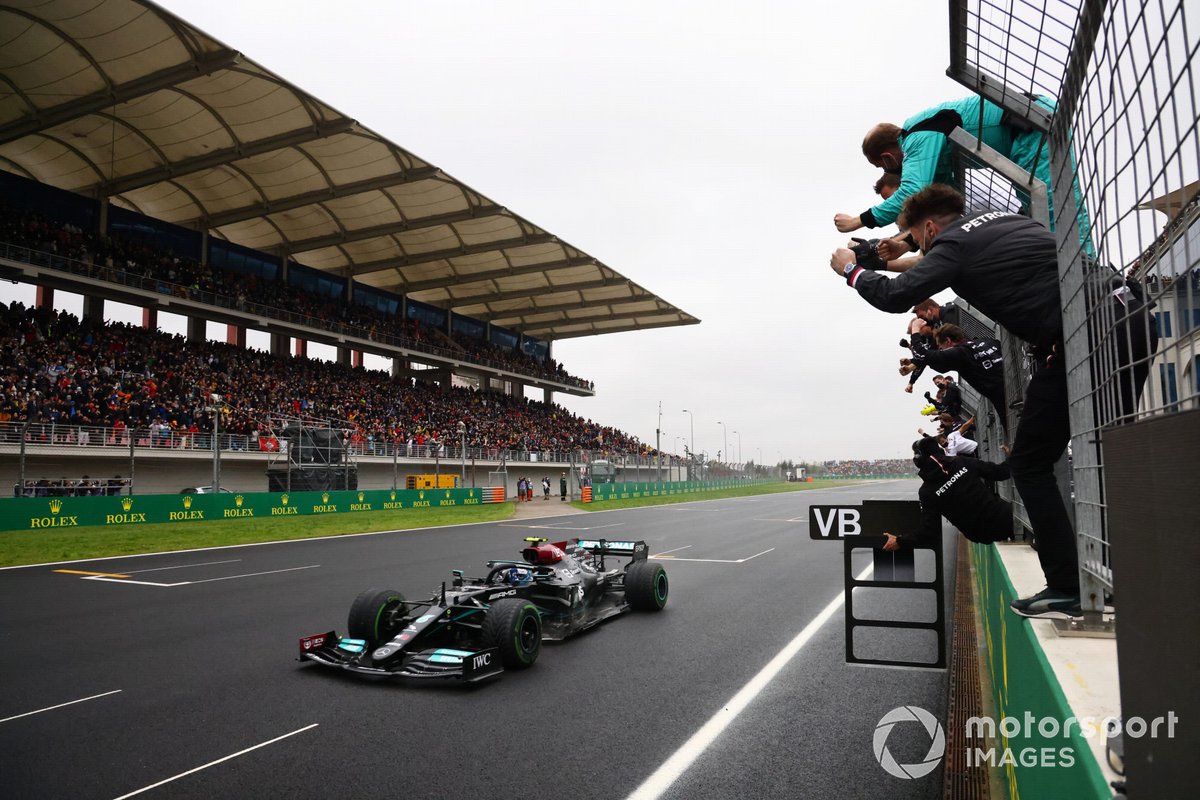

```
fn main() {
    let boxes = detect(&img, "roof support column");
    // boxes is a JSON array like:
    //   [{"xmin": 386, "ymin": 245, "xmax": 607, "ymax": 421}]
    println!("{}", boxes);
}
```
[
  {"xmin": 337, "ymin": 346, "xmax": 351, "ymax": 366},
  {"xmin": 187, "ymin": 316, "xmax": 205, "ymax": 343},
  {"xmin": 279, "ymin": 253, "xmax": 288, "ymax": 284},
  {"xmin": 294, "ymin": 338, "xmax": 307, "ymax": 359},
  {"xmin": 226, "ymin": 324, "xmax": 245, "ymax": 348},
  {"xmin": 270, "ymin": 332, "xmax": 289, "ymax": 357},
  {"xmin": 98, "ymin": 197, "xmax": 109, "ymax": 236},
  {"xmin": 82, "ymin": 294, "xmax": 104, "ymax": 322},
  {"xmin": 35, "ymin": 285, "xmax": 54, "ymax": 310},
  {"xmin": 142, "ymin": 307, "xmax": 158, "ymax": 330},
  {"xmin": 200, "ymin": 229, "xmax": 208, "ymax": 266}
]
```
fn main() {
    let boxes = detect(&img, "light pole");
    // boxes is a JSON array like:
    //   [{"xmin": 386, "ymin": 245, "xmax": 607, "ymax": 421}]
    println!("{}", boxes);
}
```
[
  {"xmin": 732, "ymin": 429, "xmax": 742, "ymax": 466},
  {"xmin": 457, "ymin": 420, "xmax": 466, "ymax": 486},
  {"xmin": 717, "ymin": 421, "xmax": 728, "ymax": 473},
  {"xmin": 681, "ymin": 409, "xmax": 694, "ymax": 457}
]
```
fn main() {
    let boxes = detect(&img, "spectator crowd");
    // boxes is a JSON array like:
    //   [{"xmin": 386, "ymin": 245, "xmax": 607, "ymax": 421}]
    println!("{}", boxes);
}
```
[
  {"xmin": 0, "ymin": 203, "xmax": 591, "ymax": 389},
  {"xmin": 0, "ymin": 303, "xmax": 652, "ymax": 461}
]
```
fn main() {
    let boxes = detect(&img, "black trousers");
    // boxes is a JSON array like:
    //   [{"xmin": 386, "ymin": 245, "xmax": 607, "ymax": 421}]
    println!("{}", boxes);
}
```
[{"xmin": 1007, "ymin": 355, "xmax": 1079, "ymax": 591}]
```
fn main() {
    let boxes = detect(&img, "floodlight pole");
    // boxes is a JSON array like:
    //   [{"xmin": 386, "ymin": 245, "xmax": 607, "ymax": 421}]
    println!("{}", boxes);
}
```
[
  {"xmin": 681, "ymin": 409, "xmax": 694, "ymax": 479},
  {"xmin": 717, "ymin": 421, "xmax": 728, "ymax": 475}
]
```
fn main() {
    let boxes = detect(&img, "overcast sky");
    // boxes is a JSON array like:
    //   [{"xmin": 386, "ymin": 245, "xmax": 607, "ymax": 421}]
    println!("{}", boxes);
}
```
[{"xmin": 15, "ymin": 0, "xmax": 967, "ymax": 462}]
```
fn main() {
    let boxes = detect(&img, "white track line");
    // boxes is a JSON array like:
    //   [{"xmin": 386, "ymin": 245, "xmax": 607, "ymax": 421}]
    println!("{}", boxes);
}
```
[
  {"xmin": 653, "ymin": 545, "xmax": 693, "ymax": 556},
  {"xmin": 3, "ymin": 481, "xmax": 910, "ymax": 573},
  {"xmin": 625, "ymin": 564, "xmax": 873, "ymax": 800},
  {"xmin": 122, "ymin": 559, "xmax": 242, "ymax": 574},
  {"xmin": 1, "ymin": 516, "xmax": 520, "ymax": 571},
  {"xmin": 651, "ymin": 547, "xmax": 775, "ymax": 564},
  {"xmin": 83, "ymin": 564, "xmax": 320, "ymax": 588},
  {"xmin": 111, "ymin": 723, "xmax": 318, "ymax": 800},
  {"xmin": 0, "ymin": 690, "xmax": 122, "ymax": 724}
]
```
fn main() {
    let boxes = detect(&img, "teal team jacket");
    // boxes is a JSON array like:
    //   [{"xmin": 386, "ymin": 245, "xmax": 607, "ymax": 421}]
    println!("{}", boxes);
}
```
[{"xmin": 861, "ymin": 95, "xmax": 1058, "ymax": 231}]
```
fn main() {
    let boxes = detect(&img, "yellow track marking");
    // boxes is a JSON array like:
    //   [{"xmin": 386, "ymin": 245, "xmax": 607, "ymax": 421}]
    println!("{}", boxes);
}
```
[{"xmin": 53, "ymin": 569, "xmax": 131, "ymax": 578}]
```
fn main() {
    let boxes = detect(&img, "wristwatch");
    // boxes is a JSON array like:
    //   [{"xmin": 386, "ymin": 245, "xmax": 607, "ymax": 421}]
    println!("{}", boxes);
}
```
[{"xmin": 842, "ymin": 262, "xmax": 857, "ymax": 277}]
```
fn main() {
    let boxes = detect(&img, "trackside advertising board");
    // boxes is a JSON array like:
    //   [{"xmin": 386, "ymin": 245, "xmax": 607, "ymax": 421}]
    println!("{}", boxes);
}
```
[
  {"xmin": 0, "ymin": 487, "xmax": 500, "ymax": 532},
  {"xmin": 585, "ymin": 479, "xmax": 768, "ymax": 502}
]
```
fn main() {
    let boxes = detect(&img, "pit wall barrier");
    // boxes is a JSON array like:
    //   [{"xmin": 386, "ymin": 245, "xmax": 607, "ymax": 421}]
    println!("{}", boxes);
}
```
[
  {"xmin": 0, "ymin": 487, "xmax": 504, "ymax": 533},
  {"xmin": 583, "ymin": 479, "xmax": 769, "ymax": 503},
  {"xmin": 970, "ymin": 542, "xmax": 1108, "ymax": 799}
]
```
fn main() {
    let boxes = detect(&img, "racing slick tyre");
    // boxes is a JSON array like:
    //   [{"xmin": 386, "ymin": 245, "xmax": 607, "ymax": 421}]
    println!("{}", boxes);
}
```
[
  {"xmin": 482, "ymin": 598, "xmax": 541, "ymax": 669},
  {"xmin": 624, "ymin": 561, "xmax": 668, "ymax": 611},
  {"xmin": 347, "ymin": 588, "xmax": 407, "ymax": 644}
]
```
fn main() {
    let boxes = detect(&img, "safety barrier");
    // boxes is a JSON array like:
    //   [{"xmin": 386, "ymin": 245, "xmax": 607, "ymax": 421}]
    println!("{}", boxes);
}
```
[
  {"xmin": 0, "ymin": 487, "xmax": 504, "ymax": 533},
  {"xmin": 582, "ymin": 478, "xmax": 769, "ymax": 503}
]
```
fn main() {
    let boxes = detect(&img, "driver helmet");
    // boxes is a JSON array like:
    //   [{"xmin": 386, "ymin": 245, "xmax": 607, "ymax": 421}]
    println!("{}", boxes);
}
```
[{"xmin": 506, "ymin": 566, "xmax": 532, "ymax": 586}]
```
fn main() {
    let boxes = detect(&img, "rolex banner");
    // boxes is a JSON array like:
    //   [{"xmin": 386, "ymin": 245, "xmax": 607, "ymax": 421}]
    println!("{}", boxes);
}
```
[
  {"xmin": 584, "ymin": 479, "xmax": 768, "ymax": 503},
  {"xmin": 1, "ymin": 487, "xmax": 497, "ymax": 533}
]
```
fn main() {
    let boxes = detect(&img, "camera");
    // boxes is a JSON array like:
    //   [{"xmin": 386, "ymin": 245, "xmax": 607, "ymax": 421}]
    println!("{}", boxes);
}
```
[{"xmin": 849, "ymin": 237, "xmax": 887, "ymax": 271}]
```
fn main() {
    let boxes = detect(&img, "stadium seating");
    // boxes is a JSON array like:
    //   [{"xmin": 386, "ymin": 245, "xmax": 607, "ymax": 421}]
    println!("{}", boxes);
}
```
[
  {"xmin": 0, "ymin": 203, "xmax": 592, "ymax": 389},
  {"xmin": 0, "ymin": 304, "xmax": 647, "ymax": 460}
]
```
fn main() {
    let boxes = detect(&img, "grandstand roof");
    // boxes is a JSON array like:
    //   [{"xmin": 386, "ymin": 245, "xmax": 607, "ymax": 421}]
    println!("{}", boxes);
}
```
[{"xmin": 0, "ymin": 0, "xmax": 698, "ymax": 340}]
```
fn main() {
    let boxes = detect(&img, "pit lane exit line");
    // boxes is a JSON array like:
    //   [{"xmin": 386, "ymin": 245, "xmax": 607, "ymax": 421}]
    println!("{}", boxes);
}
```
[
  {"xmin": 79, "ymin": 564, "xmax": 321, "ymax": 587},
  {"xmin": 651, "ymin": 547, "xmax": 774, "ymax": 564},
  {"xmin": 625, "ymin": 562, "xmax": 875, "ymax": 800}
]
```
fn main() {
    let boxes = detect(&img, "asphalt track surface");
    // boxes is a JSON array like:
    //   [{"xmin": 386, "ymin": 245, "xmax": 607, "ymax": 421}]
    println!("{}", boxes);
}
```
[{"xmin": 1, "ymin": 480, "xmax": 955, "ymax": 799}]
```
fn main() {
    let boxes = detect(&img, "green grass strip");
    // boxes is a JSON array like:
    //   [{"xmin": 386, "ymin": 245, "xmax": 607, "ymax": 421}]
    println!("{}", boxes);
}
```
[
  {"xmin": 570, "ymin": 479, "xmax": 859, "ymax": 511},
  {"xmin": 0, "ymin": 503, "xmax": 516, "ymax": 567}
]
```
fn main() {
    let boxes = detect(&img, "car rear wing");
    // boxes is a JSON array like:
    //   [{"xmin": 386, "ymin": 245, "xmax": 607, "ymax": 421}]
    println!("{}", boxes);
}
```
[{"xmin": 575, "ymin": 539, "xmax": 648, "ymax": 561}]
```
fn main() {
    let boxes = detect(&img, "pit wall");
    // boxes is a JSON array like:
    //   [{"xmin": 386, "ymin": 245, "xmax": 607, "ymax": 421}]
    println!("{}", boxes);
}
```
[
  {"xmin": 582, "ymin": 478, "xmax": 769, "ymax": 503},
  {"xmin": 970, "ymin": 542, "xmax": 1109, "ymax": 799},
  {"xmin": 0, "ymin": 487, "xmax": 506, "ymax": 533}
]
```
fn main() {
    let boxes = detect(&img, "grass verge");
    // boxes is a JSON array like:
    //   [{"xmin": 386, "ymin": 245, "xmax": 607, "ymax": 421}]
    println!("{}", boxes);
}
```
[
  {"xmin": 0, "ymin": 503, "xmax": 516, "ymax": 567},
  {"xmin": 570, "ymin": 479, "xmax": 862, "ymax": 511}
]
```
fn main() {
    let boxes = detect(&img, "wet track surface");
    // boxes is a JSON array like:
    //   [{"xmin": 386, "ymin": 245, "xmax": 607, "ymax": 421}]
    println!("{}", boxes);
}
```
[{"xmin": 1, "ymin": 481, "xmax": 952, "ymax": 799}]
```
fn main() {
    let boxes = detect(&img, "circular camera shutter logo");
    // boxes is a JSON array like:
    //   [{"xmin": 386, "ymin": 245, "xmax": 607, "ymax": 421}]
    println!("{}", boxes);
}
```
[{"xmin": 873, "ymin": 706, "xmax": 945, "ymax": 779}]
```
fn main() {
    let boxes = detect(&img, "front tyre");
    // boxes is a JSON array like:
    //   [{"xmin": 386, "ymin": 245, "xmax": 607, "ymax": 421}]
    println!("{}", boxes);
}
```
[
  {"xmin": 482, "ymin": 598, "xmax": 541, "ymax": 669},
  {"xmin": 347, "ymin": 588, "xmax": 406, "ymax": 644},
  {"xmin": 625, "ymin": 561, "xmax": 668, "ymax": 611}
]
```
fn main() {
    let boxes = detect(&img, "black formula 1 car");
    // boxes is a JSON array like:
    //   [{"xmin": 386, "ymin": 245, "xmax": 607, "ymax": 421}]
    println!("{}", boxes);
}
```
[{"xmin": 298, "ymin": 537, "xmax": 668, "ymax": 683}]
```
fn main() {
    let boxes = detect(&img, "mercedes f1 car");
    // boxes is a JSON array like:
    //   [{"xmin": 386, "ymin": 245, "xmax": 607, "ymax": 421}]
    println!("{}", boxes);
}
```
[{"xmin": 298, "ymin": 537, "xmax": 668, "ymax": 683}]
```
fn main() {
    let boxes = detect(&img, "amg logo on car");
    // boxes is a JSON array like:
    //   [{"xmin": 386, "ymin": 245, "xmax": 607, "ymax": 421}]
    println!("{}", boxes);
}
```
[{"xmin": 487, "ymin": 589, "xmax": 517, "ymax": 601}]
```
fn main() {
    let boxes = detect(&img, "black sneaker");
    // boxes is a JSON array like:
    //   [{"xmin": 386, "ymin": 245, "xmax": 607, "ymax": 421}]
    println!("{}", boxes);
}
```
[{"xmin": 1010, "ymin": 588, "xmax": 1083, "ymax": 619}]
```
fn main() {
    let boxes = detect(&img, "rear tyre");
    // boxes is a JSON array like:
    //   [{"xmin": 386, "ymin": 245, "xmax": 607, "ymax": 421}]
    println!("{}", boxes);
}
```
[
  {"xmin": 625, "ymin": 561, "xmax": 668, "ymax": 611},
  {"xmin": 482, "ymin": 598, "xmax": 541, "ymax": 669},
  {"xmin": 347, "ymin": 588, "xmax": 406, "ymax": 644}
]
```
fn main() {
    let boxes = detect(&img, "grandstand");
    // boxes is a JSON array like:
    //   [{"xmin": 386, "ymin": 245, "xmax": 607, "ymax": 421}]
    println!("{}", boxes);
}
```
[{"xmin": 0, "ymin": 0, "xmax": 698, "ymax": 496}]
